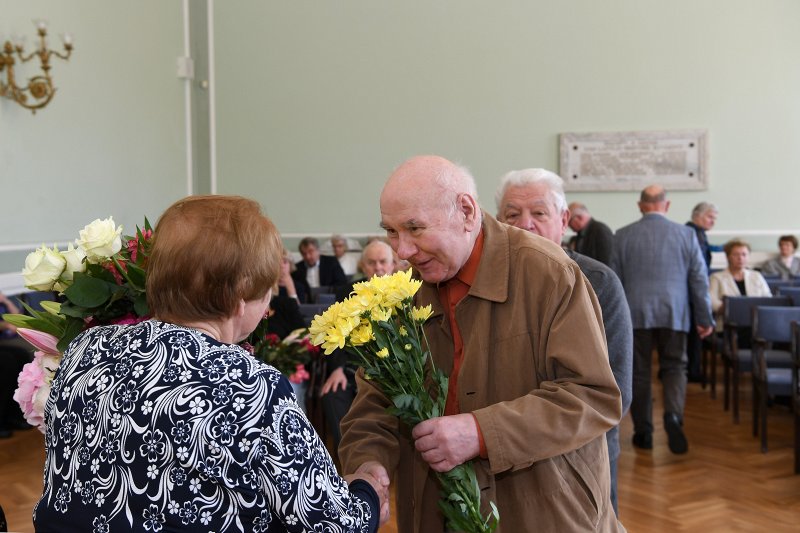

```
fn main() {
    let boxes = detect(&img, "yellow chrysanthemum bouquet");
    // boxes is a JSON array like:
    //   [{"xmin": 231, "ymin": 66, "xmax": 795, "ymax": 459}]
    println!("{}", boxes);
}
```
[{"xmin": 309, "ymin": 269, "xmax": 498, "ymax": 533}]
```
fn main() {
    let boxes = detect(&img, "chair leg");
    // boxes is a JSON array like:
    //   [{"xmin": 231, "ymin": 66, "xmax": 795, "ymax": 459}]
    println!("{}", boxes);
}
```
[
  {"xmin": 795, "ymin": 411, "xmax": 800, "ymax": 474},
  {"xmin": 752, "ymin": 376, "xmax": 759, "ymax": 437},
  {"xmin": 710, "ymin": 345, "xmax": 717, "ymax": 399},
  {"xmin": 733, "ymin": 365, "xmax": 740, "ymax": 424},
  {"xmin": 761, "ymin": 383, "xmax": 769, "ymax": 453},
  {"xmin": 723, "ymin": 359, "xmax": 730, "ymax": 411}
]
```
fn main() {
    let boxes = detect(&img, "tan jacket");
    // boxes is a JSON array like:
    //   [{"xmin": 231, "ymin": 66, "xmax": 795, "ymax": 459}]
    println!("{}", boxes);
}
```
[{"xmin": 340, "ymin": 213, "xmax": 623, "ymax": 532}]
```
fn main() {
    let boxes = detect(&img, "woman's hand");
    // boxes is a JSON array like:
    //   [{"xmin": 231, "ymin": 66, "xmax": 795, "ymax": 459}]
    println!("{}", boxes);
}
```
[{"xmin": 345, "ymin": 461, "xmax": 391, "ymax": 525}]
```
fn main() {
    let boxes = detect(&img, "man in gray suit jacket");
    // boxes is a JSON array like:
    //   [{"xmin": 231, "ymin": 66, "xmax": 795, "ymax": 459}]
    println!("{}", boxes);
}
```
[
  {"xmin": 496, "ymin": 168, "xmax": 632, "ymax": 515},
  {"xmin": 611, "ymin": 185, "xmax": 714, "ymax": 455}
]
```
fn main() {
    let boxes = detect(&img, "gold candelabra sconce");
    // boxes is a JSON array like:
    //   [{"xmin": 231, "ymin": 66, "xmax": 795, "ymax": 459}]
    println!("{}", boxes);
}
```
[{"xmin": 0, "ymin": 20, "xmax": 73, "ymax": 114}]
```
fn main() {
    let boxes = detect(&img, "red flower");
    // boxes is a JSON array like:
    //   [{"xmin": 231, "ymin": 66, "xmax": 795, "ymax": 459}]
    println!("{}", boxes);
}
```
[{"xmin": 263, "ymin": 333, "xmax": 281, "ymax": 346}]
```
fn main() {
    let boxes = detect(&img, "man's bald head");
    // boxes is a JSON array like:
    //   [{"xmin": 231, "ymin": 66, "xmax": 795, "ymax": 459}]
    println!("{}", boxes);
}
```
[
  {"xmin": 379, "ymin": 155, "xmax": 482, "ymax": 283},
  {"xmin": 638, "ymin": 184, "xmax": 669, "ymax": 214}
]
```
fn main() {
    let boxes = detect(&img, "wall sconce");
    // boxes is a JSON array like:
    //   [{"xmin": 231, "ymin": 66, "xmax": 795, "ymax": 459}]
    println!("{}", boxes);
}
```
[{"xmin": 0, "ymin": 20, "xmax": 73, "ymax": 114}]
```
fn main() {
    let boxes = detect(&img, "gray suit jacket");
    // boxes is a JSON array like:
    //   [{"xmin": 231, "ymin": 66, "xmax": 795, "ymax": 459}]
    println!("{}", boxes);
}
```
[
  {"xmin": 611, "ymin": 213, "xmax": 713, "ymax": 332},
  {"xmin": 567, "ymin": 250, "xmax": 632, "ymax": 461}
]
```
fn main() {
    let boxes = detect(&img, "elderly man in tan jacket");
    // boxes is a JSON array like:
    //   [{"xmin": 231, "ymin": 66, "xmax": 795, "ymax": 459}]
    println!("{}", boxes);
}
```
[{"xmin": 339, "ymin": 155, "xmax": 624, "ymax": 532}]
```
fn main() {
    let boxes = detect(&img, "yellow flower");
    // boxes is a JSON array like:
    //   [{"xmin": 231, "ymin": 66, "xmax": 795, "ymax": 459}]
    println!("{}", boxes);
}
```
[
  {"xmin": 376, "ymin": 347, "xmax": 389, "ymax": 358},
  {"xmin": 404, "ymin": 344, "xmax": 412, "ymax": 351},
  {"xmin": 350, "ymin": 322, "xmax": 374, "ymax": 346},
  {"xmin": 370, "ymin": 306, "xmax": 393, "ymax": 323},
  {"xmin": 411, "ymin": 304, "xmax": 433, "ymax": 323},
  {"xmin": 399, "ymin": 326, "xmax": 408, "ymax": 336}
]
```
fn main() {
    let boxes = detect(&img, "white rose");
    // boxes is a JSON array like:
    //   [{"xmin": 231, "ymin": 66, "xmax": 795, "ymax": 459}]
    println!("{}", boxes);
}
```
[
  {"xmin": 59, "ymin": 243, "xmax": 86, "ymax": 284},
  {"xmin": 22, "ymin": 245, "xmax": 66, "ymax": 291},
  {"xmin": 76, "ymin": 217, "xmax": 123, "ymax": 262}
]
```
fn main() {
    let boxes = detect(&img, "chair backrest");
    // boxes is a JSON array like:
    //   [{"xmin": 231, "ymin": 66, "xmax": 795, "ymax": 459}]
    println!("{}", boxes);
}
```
[
  {"xmin": 752, "ymin": 306, "xmax": 800, "ymax": 344},
  {"xmin": 309, "ymin": 285, "xmax": 334, "ymax": 304},
  {"xmin": 792, "ymin": 321, "xmax": 800, "ymax": 367},
  {"xmin": 778, "ymin": 286, "xmax": 800, "ymax": 307},
  {"xmin": 316, "ymin": 293, "xmax": 336, "ymax": 305},
  {"xmin": 767, "ymin": 279, "xmax": 796, "ymax": 294},
  {"xmin": 298, "ymin": 303, "xmax": 328, "ymax": 326},
  {"xmin": 724, "ymin": 295, "xmax": 793, "ymax": 327}
]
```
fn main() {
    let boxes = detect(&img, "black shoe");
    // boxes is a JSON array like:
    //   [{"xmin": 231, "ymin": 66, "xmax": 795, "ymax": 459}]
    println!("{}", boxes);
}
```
[
  {"xmin": 664, "ymin": 413, "xmax": 688, "ymax": 454},
  {"xmin": 687, "ymin": 374, "xmax": 704, "ymax": 384},
  {"xmin": 632, "ymin": 432, "xmax": 653, "ymax": 449}
]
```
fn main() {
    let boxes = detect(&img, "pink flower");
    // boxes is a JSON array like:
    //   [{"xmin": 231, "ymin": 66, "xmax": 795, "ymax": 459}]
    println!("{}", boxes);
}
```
[
  {"xmin": 240, "ymin": 342, "xmax": 255, "ymax": 354},
  {"xmin": 17, "ymin": 328, "xmax": 60, "ymax": 355},
  {"xmin": 288, "ymin": 363, "xmax": 310, "ymax": 384},
  {"xmin": 13, "ymin": 351, "xmax": 61, "ymax": 432}
]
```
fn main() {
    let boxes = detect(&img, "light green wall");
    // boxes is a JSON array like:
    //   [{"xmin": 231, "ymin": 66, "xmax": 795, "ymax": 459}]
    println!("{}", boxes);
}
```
[
  {"xmin": 0, "ymin": 0, "xmax": 188, "ymax": 272},
  {"xmin": 214, "ymin": 0, "xmax": 800, "ymax": 251},
  {"xmin": 2, "ymin": 1, "xmax": 799, "ymax": 276}
]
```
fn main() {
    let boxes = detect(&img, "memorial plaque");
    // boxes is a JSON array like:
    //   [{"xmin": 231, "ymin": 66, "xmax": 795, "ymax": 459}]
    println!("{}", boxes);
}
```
[{"xmin": 559, "ymin": 129, "xmax": 708, "ymax": 191}]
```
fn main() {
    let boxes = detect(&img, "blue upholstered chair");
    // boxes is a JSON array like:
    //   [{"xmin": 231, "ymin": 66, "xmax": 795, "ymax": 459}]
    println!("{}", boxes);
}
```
[
  {"xmin": 721, "ymin": 295, "xmax": 793, "ymax": 423},
  {"xmin": 751, "ymin": 306, "xmax": 800, "ymax": 453}
]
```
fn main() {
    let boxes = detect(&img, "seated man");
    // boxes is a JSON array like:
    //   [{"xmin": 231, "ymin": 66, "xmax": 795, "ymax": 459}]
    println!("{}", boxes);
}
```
[
  {"xmin": 292, "ymin": 236, "xmax": 348, "ymax": 302},
  {"xmin": 321, "ymin": 240, "xmax": 396, "ymax": 449}
]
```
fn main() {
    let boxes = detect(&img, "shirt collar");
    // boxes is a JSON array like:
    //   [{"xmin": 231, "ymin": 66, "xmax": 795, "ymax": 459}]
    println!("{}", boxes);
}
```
[{"xmin": 453, "ymin": 228, "xmax": 484, "ymax": 287}]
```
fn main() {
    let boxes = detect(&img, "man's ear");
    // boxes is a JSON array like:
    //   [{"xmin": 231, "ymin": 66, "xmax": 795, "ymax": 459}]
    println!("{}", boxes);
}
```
[{"xmin": 459, "ymin": 193, "xmax": 480, "ymax": 231}]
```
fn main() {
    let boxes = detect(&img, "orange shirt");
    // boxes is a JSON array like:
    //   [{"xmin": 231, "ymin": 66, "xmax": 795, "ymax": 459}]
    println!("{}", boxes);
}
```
[{"xmin": 437, "ymin": 230, "xmax": 488, "ymax": 457}]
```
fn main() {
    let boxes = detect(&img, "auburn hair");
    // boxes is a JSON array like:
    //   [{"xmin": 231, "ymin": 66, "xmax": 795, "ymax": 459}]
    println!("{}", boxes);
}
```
[{"xmin": 147, "ymin": 195, "xmax": 282, "ymax": 323}]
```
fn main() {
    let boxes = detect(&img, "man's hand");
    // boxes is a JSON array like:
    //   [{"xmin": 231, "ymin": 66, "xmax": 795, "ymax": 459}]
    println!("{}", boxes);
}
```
[
  {"xmin": 696, "ymin": 324, "xmax": 714, "ymax": 339},
  {"xmin": 412, "ymin": 413, "xmax": 480, "ymax": 472},
  {"xmin": 345, "ymin": 461, "xmax": 391, "ymax": 525},
  {"xmin": 321, "ymin": 367, "xmax": 348, "ymax": 395}
]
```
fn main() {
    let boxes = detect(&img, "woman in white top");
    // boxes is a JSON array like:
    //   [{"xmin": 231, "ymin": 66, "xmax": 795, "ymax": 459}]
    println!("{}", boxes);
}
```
[
  {"xmin": 710, "ymin": 239, "xmax": 772, "ymax": 330},
  {"xmin": 760, "ymin": 234, "xmax": 800, "ymax": 280}
]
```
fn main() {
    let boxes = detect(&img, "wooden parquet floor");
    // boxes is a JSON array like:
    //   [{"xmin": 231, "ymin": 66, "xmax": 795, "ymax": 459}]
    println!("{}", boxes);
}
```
[{"xmin": 1, "ymin": 371, "xmax": 798, "ymax": 532}]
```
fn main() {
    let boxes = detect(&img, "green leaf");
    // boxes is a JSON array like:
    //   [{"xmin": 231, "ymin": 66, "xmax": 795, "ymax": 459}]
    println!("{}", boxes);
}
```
[
  {"xmin": 58, "ymin": 303, "xmax": 90, "ymax": 320},
  {"xmin": 58, "ymin": 317, "xmax": 86, "ymax": 352},
  {"xmin": 64, "ymin": 273, "xmax": 112, "ymax": 308},
  {"xmin": 134, "ymin": 293, "xmax": 149, "ymax": 316},
  {"xmin": 126, "ymin": 262, "xmax": 146, "ymax": 288},
  {"xmin": 2, "ymin": 313, "xmax": 36, "ymax": 328}
]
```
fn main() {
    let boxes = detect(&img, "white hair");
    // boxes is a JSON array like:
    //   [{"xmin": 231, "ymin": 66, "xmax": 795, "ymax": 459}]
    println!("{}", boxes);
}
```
[{"xmin": 495, "ymin": 168, "xmax": 568, "ymax": 214}]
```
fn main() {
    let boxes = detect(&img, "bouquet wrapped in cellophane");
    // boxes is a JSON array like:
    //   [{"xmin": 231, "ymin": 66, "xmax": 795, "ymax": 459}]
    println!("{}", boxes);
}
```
[{"xmin": 308, "ymin": 269, "xmax": 499, "ymax": 533}]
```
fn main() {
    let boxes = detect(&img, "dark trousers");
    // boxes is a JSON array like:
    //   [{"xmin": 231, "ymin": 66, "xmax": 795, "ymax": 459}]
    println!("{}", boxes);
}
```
[
  {"xmin": 631, "ymin": 328, "xmax": 687, "ymax": 435},
  {"xmin": 686, "ymin": 304, "xmax": 703, "ymax": 380},
  {"xmin": 321, "ymin": 379, "xmax": 356, "ymax": 450}
]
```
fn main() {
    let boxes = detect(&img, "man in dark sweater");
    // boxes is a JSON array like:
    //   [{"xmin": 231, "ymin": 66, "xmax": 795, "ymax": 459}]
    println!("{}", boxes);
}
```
[
  {"xmin": 567, "ymin": 201, "xmax": 615, "ymax": 265},
  {"xmin": 496, "ymin": 168, "xmax": 632, "ymax": 515}
]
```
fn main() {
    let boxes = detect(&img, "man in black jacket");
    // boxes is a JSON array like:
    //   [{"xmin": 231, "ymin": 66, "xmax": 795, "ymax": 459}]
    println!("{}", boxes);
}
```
[
  {"xmin": 292, "ymin": 237, "xmax": 348, "ymax": 303},
  {"xmin": 568, "ymin": 202, "xmax": 614, "ymax": 265}
]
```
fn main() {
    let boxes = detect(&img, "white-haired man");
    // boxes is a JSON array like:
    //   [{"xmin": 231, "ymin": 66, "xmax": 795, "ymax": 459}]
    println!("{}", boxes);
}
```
[{"xmin": 495, "ymin": 167, "xmax": 632, "ymax": 515}]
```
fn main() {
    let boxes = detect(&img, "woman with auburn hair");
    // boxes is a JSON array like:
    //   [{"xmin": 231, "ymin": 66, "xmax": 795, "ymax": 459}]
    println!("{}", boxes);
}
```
[
  {"xmin": 34, "ymin": 196, "xmax": 386, "ymax": 532},
  {"xmin": 709, "ymin": 239, "xmax": 772, "ymax": 330},
  {"xmin": 761, "ymin": 234, "xmax": 800, "ymax": 280}
]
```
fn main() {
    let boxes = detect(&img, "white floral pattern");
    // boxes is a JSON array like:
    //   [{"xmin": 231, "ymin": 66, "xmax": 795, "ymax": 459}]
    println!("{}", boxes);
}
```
[{"xmin": 34, "ymin": 320, "xmax": 376, "ymax": 532}]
